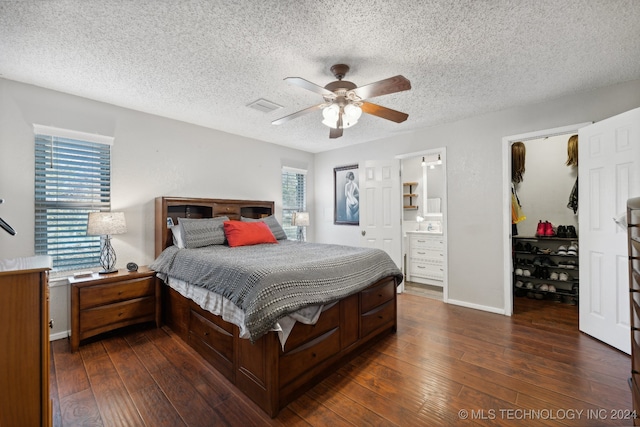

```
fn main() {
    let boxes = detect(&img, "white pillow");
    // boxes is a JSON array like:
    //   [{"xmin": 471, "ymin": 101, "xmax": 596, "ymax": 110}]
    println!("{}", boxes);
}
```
[{"xmin": 171, "ymin": 224, "xmax": 185, "ymax": 248}]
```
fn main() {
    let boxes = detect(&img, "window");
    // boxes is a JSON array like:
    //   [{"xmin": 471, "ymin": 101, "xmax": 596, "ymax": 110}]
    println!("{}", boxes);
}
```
[
  {"xmin": 281, "ymin": 167, "xmax": 307, "ymax": 240},
  {"xmin": 34, "ymin": 125, "xmax": 114, "ymax": 271}
]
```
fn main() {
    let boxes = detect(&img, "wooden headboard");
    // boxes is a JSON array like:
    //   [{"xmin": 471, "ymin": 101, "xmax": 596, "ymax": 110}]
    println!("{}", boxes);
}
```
[{"xmin": 154, "ymin": 197, "xmax": 275, "ymax": 257}]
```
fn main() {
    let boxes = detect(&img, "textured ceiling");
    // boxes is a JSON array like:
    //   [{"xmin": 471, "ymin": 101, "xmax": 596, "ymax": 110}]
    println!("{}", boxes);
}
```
[{"xmin": 1, "ymin": 1, "xmax": 639, "ymax": 153}]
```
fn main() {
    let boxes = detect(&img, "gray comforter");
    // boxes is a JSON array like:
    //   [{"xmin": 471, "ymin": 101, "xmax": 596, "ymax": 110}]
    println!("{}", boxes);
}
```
[{"xmin": 150, "ymin": 240, "xmax": 403, "ymax": 341}]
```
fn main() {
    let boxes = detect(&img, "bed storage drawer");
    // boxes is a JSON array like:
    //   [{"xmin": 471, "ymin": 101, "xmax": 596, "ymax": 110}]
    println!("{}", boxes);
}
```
[
  {"xmin": 188, "ymin": 309, "xmax": 234, "ymax": 379},
  {"xmin": 361, "ymin": 280, "xmax": 395, "ymax": 313},
  {"xmin": 283, "ymin": 303, "xmax": 340, "ymax": 352},
  {"xmin": 279, "ymin": 327, "xmax": 341, "ymax": 387},
  {"xmin": 361, "ymin": 299, "xmax": 395, "ymax": 338},
  {"xmin": 79, "ymin": 276, "xmax": 155, "ymax": 309}
]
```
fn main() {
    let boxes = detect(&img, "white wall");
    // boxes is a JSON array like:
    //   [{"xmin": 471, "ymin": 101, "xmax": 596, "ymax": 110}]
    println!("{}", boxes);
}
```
[
  {"xmin": 314, "ymin": 78, "xmax": 640, "ymax": 313},
  {"xmin": 0, "ymin": 78, "xmax": 314, "ymax": 337}
]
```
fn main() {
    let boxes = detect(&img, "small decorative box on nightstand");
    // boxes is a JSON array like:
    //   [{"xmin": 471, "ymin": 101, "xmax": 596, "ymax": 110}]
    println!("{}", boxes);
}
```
[{"xmin": 69, "ymin": 266, "xmax": 160, "ymax": 352}]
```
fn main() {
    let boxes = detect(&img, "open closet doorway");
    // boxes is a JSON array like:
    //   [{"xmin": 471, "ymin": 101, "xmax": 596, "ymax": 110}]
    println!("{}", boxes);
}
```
[
  {"xmin": 397, "ymin": 148, "xmax": 448, "ymax": 302},
  {"xmin": 502, "ymin": 123, "xmax": 589, "ymax": 318}
]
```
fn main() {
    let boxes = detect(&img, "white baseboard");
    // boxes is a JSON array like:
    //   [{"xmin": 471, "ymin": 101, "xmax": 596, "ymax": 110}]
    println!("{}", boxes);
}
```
[
  {"xmin": 49, "ymin": 330, "xmax": 70, "ymax": 342},
  {"xmin": 446, "ymin": 298, "xmax": 507, "ymax": 316}
]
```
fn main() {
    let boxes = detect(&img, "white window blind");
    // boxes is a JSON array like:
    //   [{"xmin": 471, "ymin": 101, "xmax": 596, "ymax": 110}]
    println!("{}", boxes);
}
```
[
  {"xmin": 34, "ymin": 126, "xmax": 113, "ymax": 271},
  {"xmin": 281, "ymin": 167, "xmax": 307, "ymax": 240}
]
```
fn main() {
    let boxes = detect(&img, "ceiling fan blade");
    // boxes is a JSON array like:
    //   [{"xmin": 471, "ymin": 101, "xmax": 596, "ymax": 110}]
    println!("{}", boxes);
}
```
[
  {"xmin": 284, "ymin": 77, "xmax": 335, "ymax": 97},
  {"xmin": 351, "ymin": 75, "xmax": 411, "ymax": 100},
  {"xmin": 329, "ymin": 127, "xmax": 343, "ymax": 139},
  {"xmin": 272, "ymin": 103, "xmax": 325, "ymax": 125},
  {"xmin": 361, "ymin": 101, "xmax": 409, "ymax": 123}
]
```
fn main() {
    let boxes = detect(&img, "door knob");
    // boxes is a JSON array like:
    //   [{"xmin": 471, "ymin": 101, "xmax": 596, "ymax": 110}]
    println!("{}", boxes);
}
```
[{"xmin": 361, "ymin": 230, "xmax": 366, "ymax": 236}]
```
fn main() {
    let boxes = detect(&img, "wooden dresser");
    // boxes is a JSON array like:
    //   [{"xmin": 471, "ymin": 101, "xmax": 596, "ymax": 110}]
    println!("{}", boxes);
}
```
[
  {"xmin": 69, "ymin": 266, "xmax": 160, "ymax": 352},
  {"xmin": 627, "ymin": 197, "xmax": 640, "ymax": 425},
  {"xmin": 0, "ymin": 256, "xmax": 52, "ymax": 427}
]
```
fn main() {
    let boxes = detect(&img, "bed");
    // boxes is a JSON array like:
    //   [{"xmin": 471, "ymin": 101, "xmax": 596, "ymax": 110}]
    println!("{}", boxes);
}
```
[{"xmin": 152, "ymin": 196, "xmax": 403, "ymax": 417}]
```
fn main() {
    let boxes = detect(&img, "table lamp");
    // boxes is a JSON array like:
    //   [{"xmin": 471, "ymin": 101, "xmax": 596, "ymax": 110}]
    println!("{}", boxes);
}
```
[
  {"xmin": 87, "ymin": 212, "xmax": 127, "ymax": 274},
  {"xmin": 292, "ymin": 212, "xmax": 309, "ymax": 242}
]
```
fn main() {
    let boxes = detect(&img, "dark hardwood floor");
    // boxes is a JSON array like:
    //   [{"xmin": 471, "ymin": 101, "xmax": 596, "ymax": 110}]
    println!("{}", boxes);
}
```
[{"xmin": 50, "ymin": 294, "xmax": 634, "ymax": 426}]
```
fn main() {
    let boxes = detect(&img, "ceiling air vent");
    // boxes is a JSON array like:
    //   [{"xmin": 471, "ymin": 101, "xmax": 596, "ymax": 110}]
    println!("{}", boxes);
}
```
[{"xmin": 247, "ymin": 98, "xmax": 283, "ymax": 113}]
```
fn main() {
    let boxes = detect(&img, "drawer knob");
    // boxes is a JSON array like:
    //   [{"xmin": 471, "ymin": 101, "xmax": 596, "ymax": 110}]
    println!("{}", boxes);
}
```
[{"xmin": 204, "ymin": 332, "xmax": 209, "ymax": 336}]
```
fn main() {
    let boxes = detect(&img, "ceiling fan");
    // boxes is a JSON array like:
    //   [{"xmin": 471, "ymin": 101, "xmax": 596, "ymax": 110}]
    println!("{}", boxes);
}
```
[{"xmin": 272, "ymin": 64, "xmax": 411, "ymax": 139}]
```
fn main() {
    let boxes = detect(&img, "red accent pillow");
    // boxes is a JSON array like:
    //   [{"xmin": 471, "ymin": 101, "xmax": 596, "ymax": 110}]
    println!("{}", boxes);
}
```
[{"xmin": 223, "ymin": 220, "xmax": 278, "ymax": 247}]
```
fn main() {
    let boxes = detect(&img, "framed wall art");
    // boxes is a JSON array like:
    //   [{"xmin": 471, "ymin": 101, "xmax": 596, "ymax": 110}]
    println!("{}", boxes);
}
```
[{"xmin": 334, "ymin": 164, "xmax": 359, "ymax": 225}]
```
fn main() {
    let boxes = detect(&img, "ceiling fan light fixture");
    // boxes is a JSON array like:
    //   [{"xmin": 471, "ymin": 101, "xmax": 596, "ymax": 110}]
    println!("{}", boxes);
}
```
[
  {"xmin": 344, "ymin": 103, "xmax": 362, "ymax": 121},
  {"xmin": 322, "ymin": 104, "xmax": 340, "ymax": 128}
]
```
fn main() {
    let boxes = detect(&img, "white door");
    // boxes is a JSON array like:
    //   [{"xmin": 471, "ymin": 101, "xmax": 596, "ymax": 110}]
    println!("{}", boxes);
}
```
[
  {"xmin": 579, "ymin": 107, "xmax": 640, "ymax": 354},
  {"xmin": 359, "ymin": 160, "xmax": 402, "ymax": 274}
]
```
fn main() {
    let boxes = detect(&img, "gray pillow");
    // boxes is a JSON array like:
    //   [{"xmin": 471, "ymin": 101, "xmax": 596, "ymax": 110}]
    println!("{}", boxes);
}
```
[
  {"xmin": 241, "ymin": 215, "xmax": 287, "ymax": 240},
  {"xmin": 178, "ymin": 216, "xmax": 229, "ymax": 248}
]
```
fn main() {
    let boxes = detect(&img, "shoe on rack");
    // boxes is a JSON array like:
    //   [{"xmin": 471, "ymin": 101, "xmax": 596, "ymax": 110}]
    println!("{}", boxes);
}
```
[
  {"xmin": 515, "ymin": 280, "xmax": 524, "ymax": 288},
  {"xmin": 566, "ymin": 225, "xmax": 578, "ymax": 238},
  {"xmin": 549, "ymin": 271, "xmax": 559, "ymax": 280},
  {"xmin": 557, "ymin": 225, "xmax": 567, "ymax": 238},
  {"xmin": 539, "ymin": 284, "xmax": 549, "ymax": 292},
  {"xmin": 548, "ymin": 285, "xmax": 556, "ymax": 292},
  {"xmin": 559, "ymin": 272, "xmax": 569, "ymax": 281},
  {"xmin": 557, "ymin": 245, "xmax": 568, "ymax": 256},
  {"xmin": 536, "ymin": 220, "xmax": 546, "ymax": 237},
  {"xmin": 523, "ymin": 269, "xmax": 531, "ymax": 276},
  {"xmin": 515, "ymin": 268, "xmax": 523, "ymax": 276},
  {"xmin": 533, "ymin": 257, "xmax": 543, "ymax": 266},
  {"xmin": 541, "ymin": 257, "xmax": 556, "ymax": 267},
  {"xmin": 567, "ymin": 244, "xmax": 578, "ymax": 256},
  {"xmin": 515, "ymin": 241, "xmax": 525, "ymax": 251},
  {"xmin": 544, "ymin": 221, "xmax": 555, "ymax": 236},
  {"xmin": 525, "ymin": 282, "xmax": 534, "ymax": 289}
]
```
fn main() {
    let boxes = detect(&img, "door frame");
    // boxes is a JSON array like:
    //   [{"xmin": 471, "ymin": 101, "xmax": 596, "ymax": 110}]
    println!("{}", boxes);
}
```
[
  {"xmin": 396, "ymin": 148, "xmax": 448, "ymax": 301},
  {"xmin": 501, "ymin": 123, "xmax": 591, "ymax": 315}
]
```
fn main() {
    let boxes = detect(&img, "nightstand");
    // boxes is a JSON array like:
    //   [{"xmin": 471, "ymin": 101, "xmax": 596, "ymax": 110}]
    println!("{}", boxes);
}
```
[{"xmin": 69, "ymin": 266, "xmax": 160, "ymax": 352}]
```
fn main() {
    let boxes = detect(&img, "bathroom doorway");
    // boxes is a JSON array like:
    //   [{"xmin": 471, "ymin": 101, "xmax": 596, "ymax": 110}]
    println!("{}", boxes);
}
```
[{"xmin": 397, "ymin": 148, "xmax": 448, "ymax": 301}]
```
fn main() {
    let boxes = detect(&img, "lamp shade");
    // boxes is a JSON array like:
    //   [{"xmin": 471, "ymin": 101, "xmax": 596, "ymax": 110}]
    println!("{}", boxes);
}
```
[
  {"xmin": 292, "ymin": 212, "xmax": 310, "ymax": 227},
  {"xmin": 87, "ymin": 212, "xmax": 127, "ymax": 236}
]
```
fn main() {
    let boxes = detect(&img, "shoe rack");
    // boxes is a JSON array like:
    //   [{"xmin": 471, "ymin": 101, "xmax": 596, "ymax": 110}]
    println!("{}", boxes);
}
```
[
  {"xmin": 512, "ymin": 236, "xmax": 579, "ymax": 304},
  {"xmin": 626, "ymin": 196, "xmax": 640, "ymax": 426}
]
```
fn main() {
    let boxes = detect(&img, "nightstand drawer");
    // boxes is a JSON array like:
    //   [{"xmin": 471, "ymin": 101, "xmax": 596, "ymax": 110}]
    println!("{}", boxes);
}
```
[
  {"xmin": 80, "ymin": 296, "xmax": 156, "ymax": 334},
  {"xmin": 79, "ymin": 276, "xmax": 155, "ymax": 309}
]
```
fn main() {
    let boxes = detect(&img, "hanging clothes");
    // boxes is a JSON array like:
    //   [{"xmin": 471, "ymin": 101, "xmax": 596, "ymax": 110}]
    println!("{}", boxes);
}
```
[
  {"xmin": 512, "ymin": 184, "xmax": 526, "ymax": 236},
  {"xmin": 512, "ymin": 185, "xmax": 526, "ymax": 224},
  {"xmin": 567, "ymin": 176, "xmax": 578, "ymax": 214}
]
